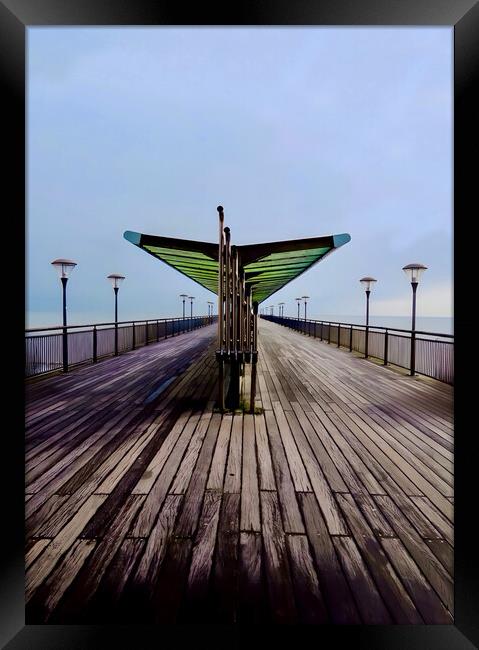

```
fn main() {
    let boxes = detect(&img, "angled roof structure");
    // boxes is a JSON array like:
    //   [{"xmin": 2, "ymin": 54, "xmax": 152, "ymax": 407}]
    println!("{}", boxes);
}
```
[{"xmin": 124, "ymin": 230, "xmax": 351, "ymax": 304}]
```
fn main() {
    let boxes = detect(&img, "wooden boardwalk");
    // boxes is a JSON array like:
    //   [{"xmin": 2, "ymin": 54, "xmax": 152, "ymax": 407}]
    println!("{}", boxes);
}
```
[{"xmin": 25, "ymin": 319, "xmax": 454, "ymax": 624}]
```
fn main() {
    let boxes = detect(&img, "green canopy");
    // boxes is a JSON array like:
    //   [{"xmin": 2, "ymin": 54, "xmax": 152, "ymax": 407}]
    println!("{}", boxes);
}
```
[{"xmin": 124, "ymin": 230, "xmax": 350, "ymax": 304}]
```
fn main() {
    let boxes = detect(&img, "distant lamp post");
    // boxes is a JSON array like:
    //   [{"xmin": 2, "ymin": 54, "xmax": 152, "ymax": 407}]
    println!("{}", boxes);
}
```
[
  {"xmin": 402, "ymin": 263, "xmax": 427, "ymax": 376},
  {"xmin": 180, "ymin": 294, "xmax": 188, "ymax": 319},
  {"xmin": 208, "ymin": 301, "xmax": 214, "ymax": 321},
  {"xmin": 279, "ymin": 302, "xmax": 285, "ymax": 318},
  {"xmin": 296, "ymin": 297, "xmax": 301, "ymax": 320},
  {"xmin": 107, "ymin": 274, "xmax": 125, "ymax": 356},
  {"xmin": 189, "ymin": 296, "xmax": 195, "ymax": 318},
  {"xmin": 360, "ymin": 277, "xmax": 377, "ymax": 359},
  {"xmin": 302, "ymin": 295, "xmax": 310, "ymax": 320},
  {"xmin": 51, "ymin": 258, "xmax": 77, "ymax": 372}
]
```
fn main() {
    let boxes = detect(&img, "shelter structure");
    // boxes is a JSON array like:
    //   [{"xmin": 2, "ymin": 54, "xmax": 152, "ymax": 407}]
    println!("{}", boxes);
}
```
[{"xmin": 124, "ymin": 205, "xmax": 350, "ymax": 410}]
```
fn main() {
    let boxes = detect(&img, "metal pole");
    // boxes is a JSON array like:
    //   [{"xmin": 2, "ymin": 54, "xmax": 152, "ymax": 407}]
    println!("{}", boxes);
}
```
[
  {"xmin": 349, "ymin": 324, "xmax": 353, "ymax": 352},
  {"xmin": 338, "ymin": 324, "xmax": 341, "ymax": 347},
  {"xmin": 182, "ymin": 298, "xmax": 185, "ymax": 320},
  {"xmin": 384, "ymin": 329, "xmax": 389, "ymax": 365},
  {"xmin": 61, "ymin": 277, "xmax": 68, "ymax": 372},
  {"xmin": 410, "ymin": 282, "xmax": 418, "ymax": 375},
  {"xmin": 250, "ymin": 301, "xmax": 258, "ymax": 413},
  {"xmin": 114, "ymin": 287, "xmax": 119, "ymax": 355},
  {"xmin": 93, "ymin": 325, "xmax": 97, "ymax": 362},
  {"xmin": 132, "ymin": 321, "xmax": 136, "ymax": 349},
  {"xmin": 365, "ymin": 290, "xmax": 370, "ymax": 359}
]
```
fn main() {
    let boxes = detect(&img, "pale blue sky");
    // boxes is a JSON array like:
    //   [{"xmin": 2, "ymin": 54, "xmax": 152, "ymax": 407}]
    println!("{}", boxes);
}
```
[{"xmin": 27, "ymin": 27, "xmax": 452, "ymax": 326}]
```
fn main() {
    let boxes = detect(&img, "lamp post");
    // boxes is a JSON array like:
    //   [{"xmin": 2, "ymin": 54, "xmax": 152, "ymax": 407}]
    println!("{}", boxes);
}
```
[
  {"xmin": 51, "ymin": 259, "xmax": 77, "ymax": 372},
  {"xmin": 360, "ymin": 277, "xmax": 377, "ymax": 359},
  {"xmin": 107, "ymin": 274, "xmax": 125, "ymax": 356},
  {"xmin": 296, "ymin": 297, "xmax": 301, "ymax": 320},
  {"xmin": 302, "ymin": 295, "xmax": 310, "ymax": 320},
  {"xmin": 278, "ymin": 302, "xmax": 285, "ymax": 318},
  {"xmin": 189, "ymin": 296, "xmax": 195, "ymax": 318},
  {"xmin": 208, "ymin": 301, "xmax": 214, "ymax": 322},
  {"xmin": 180, "ymin": 294, "xmax": 188, "ymax": 319},
  {"xmin": 402, "ymin": 263, "xmax": 427, "ymax": 376}
]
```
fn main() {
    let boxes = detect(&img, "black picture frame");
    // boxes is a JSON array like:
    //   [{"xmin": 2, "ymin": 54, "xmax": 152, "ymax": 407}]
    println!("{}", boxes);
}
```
[{"xmin": 2, "ymin": 0, "xmax": 478, "ymax": 648}]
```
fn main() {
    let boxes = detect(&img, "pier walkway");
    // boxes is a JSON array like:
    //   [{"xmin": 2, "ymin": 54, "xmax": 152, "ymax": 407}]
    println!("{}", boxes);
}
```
[{"xmin": 25, "ymin": 319, "xmax": 454, "ymax": 624}]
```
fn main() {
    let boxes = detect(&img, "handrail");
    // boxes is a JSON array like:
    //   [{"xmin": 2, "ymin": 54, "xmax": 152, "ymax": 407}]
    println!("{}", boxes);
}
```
[
  {"xmin": 260, "ymin": 314, "xmax": 453, "ymax": 384},
  {"xmin": 261, "ymin": 315, "xmax": 453, "ymax": 339},
  {"xmin": 25, "ymin": 315, "xmax": 217, "ymax": 378},
  {"xmin": 26, "ymin": 315, "xmax": 212, "ymax": 334}
]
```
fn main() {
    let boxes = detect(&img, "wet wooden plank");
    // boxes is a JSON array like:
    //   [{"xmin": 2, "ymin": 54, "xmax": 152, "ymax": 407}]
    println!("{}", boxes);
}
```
[
  {"xmin": 207, "ymin": 415, "xmax": 232, "ymax": 490},
  {"xmin": 260, "ymin": 491, "xmax": 297, "ymax": 623},
  {"xmin": 333, "ymin": 535, "xmax": 392, "ymax": 624},
  {"xmin": 254, "ymin": 413, "xmax": 276, "ymax": 490},
  {"xmin": 223, "ymin": 415, "xmax": 243, "ymax": 494},
  {"xmin": 286, "ymin": 534, "xmax": 328, "ymax": 623},
  {"xmin": 298, "ymin": 492, "xmax": 360, "ymax": 624},
  {"xmin": 241, "ymin": 414, "xmax": 261, "ymax": 532}
]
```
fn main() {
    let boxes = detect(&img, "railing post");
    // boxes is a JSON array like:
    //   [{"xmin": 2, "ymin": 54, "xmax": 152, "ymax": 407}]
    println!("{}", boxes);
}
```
[
  {"xmin": 328, "ymin": 323, "xmax": 331, "ymax": 344},
  {"xmin": 165, "ymin": 320, "xmax": 168, "ymax": 339},
  {"xmin": 384, "ymin": 329, "xmax": 389, "ymax": 365},
  {"xmin": 93, "ymin": 326, "xmax": 97, "ymax": 363},
  {"xmin": 314, "ymin": 322, "xmax": 317, "ymax": 338},
  {"xmin": 145, "ymin": 321, "xmax": 149, "ymax": 345},
  {"xmin": 157, "ymin": 320, "xmax": 159, "ymax": 342},
  {"xmin": 349, "ymin": 325, "xmax": 353, "ymax": 352},
  {"xmin": 62, "ymin": 326, "xmax": 68, "ymax": 373},
  {"xmin": 338, "ymin": 324, "xmax": 341, "ymax": 347},
  {"xmin": 132, "ymin": 322, "xmax": 136, "ymax": 349},
  {"xmin": 320, "ymin": 321, "xmax": 323, "ymax": 341}
]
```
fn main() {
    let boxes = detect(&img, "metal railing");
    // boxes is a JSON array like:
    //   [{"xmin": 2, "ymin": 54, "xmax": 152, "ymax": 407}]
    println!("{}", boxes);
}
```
[
  {"xmin": 261, "ymin": 315, "xmax": 453, "ymax": 385},
  {"xmin": 25, "ymin": 315, "xmax": 217, "ymax": 378}
]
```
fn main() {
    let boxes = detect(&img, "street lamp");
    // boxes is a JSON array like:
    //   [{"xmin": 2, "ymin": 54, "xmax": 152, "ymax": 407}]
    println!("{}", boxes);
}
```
[
  {"xmin": 189, "ymin": 296, "xmax": 195, "ymax": 318},
  {"xmin": 107, "ymin": 274, "xmax": 125, "ymax": 356},
  {"xmin": 402, "ymin": 263, "xmax": 427, "ymax": 376},
  {"xmin": 296, "ymin": 297, "xmax": 301, "ymax": 320},
  {"xmin": 302, "ymin": 295, "xmax": 310, "ymax": 320},
  {"xmin": 180, "ymin": 294, "xmax": 188, "ymax": 319},
  {"xmin": 278, "ymin": 302, "xmax": 285, "ymax": 318},
  {"xmin": 51, "ymin": 258, "xmax": 77, "ymax": 372},
  {"xmin": 360, "ymin": 277, "xmax": 377, "ymax": 359},
  {"xmin": 208, "ymin": 301, "xmax": 214, "ymax": 321}
]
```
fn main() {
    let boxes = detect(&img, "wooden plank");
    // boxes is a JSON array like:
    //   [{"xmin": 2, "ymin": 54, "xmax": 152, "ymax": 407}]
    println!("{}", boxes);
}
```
[
  {"xmin": 241, "ymin": 414, "xmax": 261, "ymax": 532},
  {"xmin": 210, "ymin": 492, "xmax": 240, "ymax": 623},
  {"xmin": 336, "ymin": 493, "xmax": 422, "ymax": 623},
  {"xmin": 223, "ymin": 414, "xmax": 243, "ymax": 494},
  {"xmin": 254, "ymin": 413, "xmax": 276, "ymax": 490},
  {"xmin": 25, "ymin": 539, "xmax": 50, "ymax": 570},
  {"xmin": 332, "ymin": 536, "xmax": 392, "ymax": 624},
  {"xmin": 174, "ymin": 413, "xmax": 222, "ymax": 538},
  {"xmin": 184, "ymin": 490, "xmax": 222, "ymax": 619},
  {"xmin": 284, "ymin": 410, "xmax": 348, "ymax": 535},
  {"xmin": 272, "ymin": 401, "xmax": 311, "ymax": 492},
  {"xmin": 152, "ymin": 538, "xmax": 193, "ymax": 623},
  {"xmin": 26, "ymin": 540, "xmax": 96, "ymax": 623},
  {"xmin": 424, "ymin": 539, "xmax": 454, "ymax": 576},
  {"xmin": 410, "ymin": 495, "xmax": 454, "ymax": 544},
  {"xmin": 286, "ymin": 534, "xmax": 328, "ymax": 623},
  {"xmin": 25, "ymin": 493, "xmax": 107, "ymax": 602},
  {"xmin": 264, "ymin": 410, "xmax": 304, "ymax": 534},
  {"xmin": 260, "ymin": 491, "xmax": 297, "ymax": 623},
  {"xmin": 170, "ymin": 410, "xmax": 213, "ymax": 494},
  {"xmin": 374, "ymin": 495, "xmax": 454, "ymax": 614},
  {"xmin": 380, "ymin": 537, "xmax": 452, "ymax": 623},
  {"xmin": 298, "ymin": 492, "xmax": 360, "ymax": 624},
  {"xmin": 206, "ymin": 414, "xmax": 232, "ymax": 490},
  {"xmin": 238, "ymin": 532, "xmax": 265, "ymax": 623}
]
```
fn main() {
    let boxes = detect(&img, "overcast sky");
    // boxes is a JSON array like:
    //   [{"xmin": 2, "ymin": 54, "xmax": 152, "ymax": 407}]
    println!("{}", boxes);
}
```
[{"xmin": 27, "ymin": 27, "xmax": 452, "ymax": 326}]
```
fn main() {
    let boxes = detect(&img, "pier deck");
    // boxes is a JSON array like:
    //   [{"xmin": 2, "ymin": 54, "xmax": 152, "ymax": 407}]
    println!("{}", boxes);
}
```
[{"xmin": 25, "ymin": 319, "xmax": 454, "ymax": 624}]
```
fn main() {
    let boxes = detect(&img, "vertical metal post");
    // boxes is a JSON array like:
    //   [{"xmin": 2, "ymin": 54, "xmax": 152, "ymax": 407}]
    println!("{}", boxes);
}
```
[
  {"xmin": 250, "ymin": 301, "xmax": 258, "ymax": 413},
  {"xmin": 157, "ymin": 320, "xmax": 160, "ymax": 342},
  {"xmin": 165, "ymin": 319, "xmax": 168, "ymax": 339},
  {"xmin": 338, "ymin": 324, "xmax": 341, "ymax": 347},
  {"xmin": 225, "ymin": 227, "xmax": 231, "ymax": 355},
  {"xmin": 410, "ymin": 282, "xmax": 418, "ymax": 375},
  {"xmin": 132, "ymin": 321, "xmax": 136, "ymax": 349},
  {"xmin": 232, "ymin": 246, "xmax": 237, "ymax": 355},
  {"xmin": 320, "ymin": 322, "xmax": 323, "ymax": 341},
  {"xmin": 93, "ymin": 325, "xmax": 97, "ymax": 362},
  {"xmin": 145, "ymin": 320, "xmax": 149, "ymax": 345},
  {"xmin": 328, "ymin": 323, "xmax": 331, "ymax": 344},
  {"xmin": 365, "ymin": 290, "xmax": 370, "ymax": 359},
  {"xmin": 384, "ymin": 329, "xmax": 389, "ymax": 365},
  {"xmin": 349, "ymin": 325, "xmax": 353, "ymax": 352},
  {"xmin": 61, "ymin": 277, "xmax": 69, "ymax": 372},
  {"xmin": 114, "ymin": 286, "xmax": 119, "ymax": 356}
]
